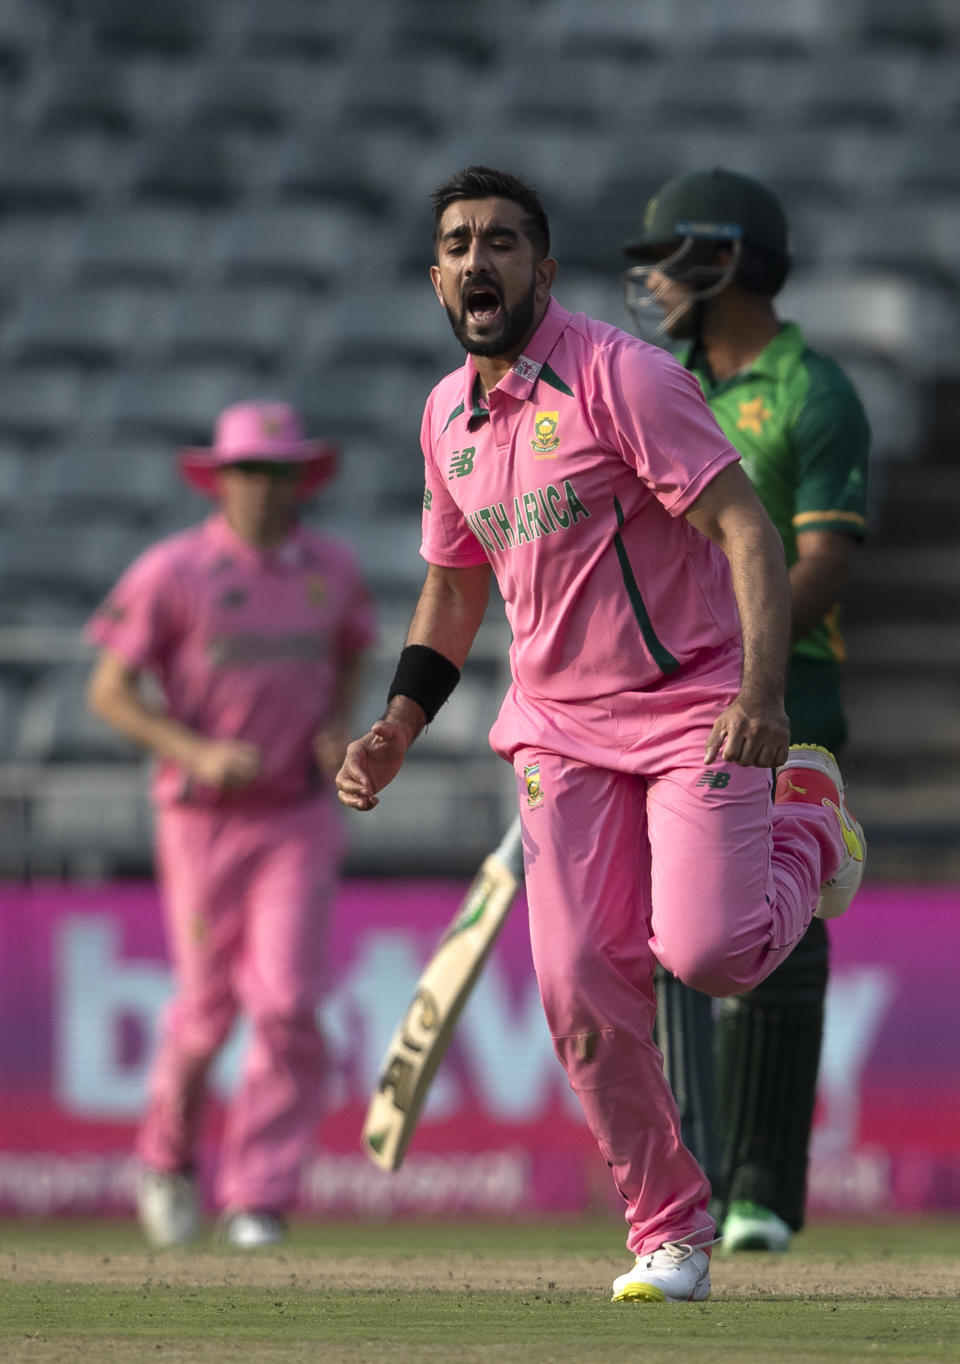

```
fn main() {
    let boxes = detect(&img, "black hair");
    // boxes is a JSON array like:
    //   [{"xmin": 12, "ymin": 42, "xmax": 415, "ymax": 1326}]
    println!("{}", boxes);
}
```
[{"xmin": 431, "ymin": 165, "xmax": 550, "ymax": 260}]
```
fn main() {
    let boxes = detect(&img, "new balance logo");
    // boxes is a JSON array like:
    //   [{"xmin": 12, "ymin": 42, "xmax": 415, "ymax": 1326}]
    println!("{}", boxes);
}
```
[
  {"xmin": 698, "ymin": 769, "xmax": 731, "ymax": 790},
  {"xmin": 448, "ymin": 446, "xmax": 476, "ymax": 479}
]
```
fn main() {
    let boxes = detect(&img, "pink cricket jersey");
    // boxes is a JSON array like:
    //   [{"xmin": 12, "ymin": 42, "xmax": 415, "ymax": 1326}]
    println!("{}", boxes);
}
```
[
  {"xmin": 420, "ymin": 298, "xmax": 742, "ymax": 704},
  {"xmin": 87, "ymin": 513, "xmax": 377, "ymax": 808}
]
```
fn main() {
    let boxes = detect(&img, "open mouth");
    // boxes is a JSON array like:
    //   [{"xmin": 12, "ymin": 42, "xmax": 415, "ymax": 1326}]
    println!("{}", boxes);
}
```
[{"xmin": 465, "ymin": 286, "xmax": 502, "ymax": 326}]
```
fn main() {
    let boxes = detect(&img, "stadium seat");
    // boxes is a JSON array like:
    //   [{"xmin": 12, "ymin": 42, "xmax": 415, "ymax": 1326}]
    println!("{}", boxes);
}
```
[
  {"xmin": 158, "ymin": 286, "xmax": 302, "ymax": 370},
  {"xmin": 131, "ymin": 133, "xmax": 240, "ymax": 207},
  {"xmin": 33, "ymin": 442, "xmax": 173, "ymax": 524},
  {"xmin": 215, "ymin": 206, "xmax": 366, "ymax": 292},
  {"xmin": 0, "ymin": 0, "xmax": 48, "ymax": 81},
  {"xmin": 790, "ymin": 51, "xmax": 926, "ymax": 127},
  {"xmin": 530, "ymin": 0, "xmax": 674, "ymax": 57},
  {"xmin": 5, "ymin": 287, "xmax": 147, "ymax": 369},
  {"xmin": 0, "ymin": 371, "xmax": 83, "ymax": 445},
  {"xmin": 0, "ymin": 676, "xmax": 24, "ymax": 761},
  {"xmin": 854, "ymin": 0, "xmax": 955, "ymax": 52},
  {"xmin": 15, "ymin": 663, "xmax": 138, "ymax": 764},
  {"xmin": 749, "ymin": 130, "xmax": 847, "ymax": 210},
  {"xmin": 19, "ymin": 60, "xmax": 137, "ymax": 137},
  {"xmin": 331, "ymin": 515, "xmax": 426, "ymax": 602},
  {"xmin": 336, "ymin": 57, "xmax": 464, "ymax": 141},
  {"xmin": 892, "ymin": 131, "xmax": 960, "ymax": 198},
  {"xmin": 266, "ymin": 134, "xmax": 394, "ymax": 216},
  {"xmin": 85, "ymin": 0, "xmax": 205, "ymax": 57},
  {"xmin": 0, "ymin": 217, "xmax": 79, "ymax": 287},
  {"xmin": 73, "ymin": 207, "xmax": 207, "ymax": 288},
  {"xmin": 304, "ymin": 283, "xmax": 458, "ymax": 372},
  {"xmin": 285, "ymin": 360, "xmax": 421, "ymax": 444},
  {"xmin": 0, "ymin": 523, "xmax": 146, "ymax": 603},
  {"xmin": 100, "ymin": 364, "xmax": 250, "ymax": 445},
  {"xmin": 219, "ymin": 0, "xmax": 351, "ymax": 60},
  {"xmin": 652, "ymin": 54, "xmax": 791, "ymax": 127},
  {"xmin": 385, "ymin": 4, "xmax": 502, "ymax": 66},
  {"xmin": 837, "ymin": 356, "xmax": 924, "ymax": 464},
  {"xmin": 779, "ymin": 268, "xmax": 960, "ymax": 378},
  {"xmin": 687, "ymin": 0, "xmax": 834, "ymax": 53},
  {"xmin": 179, "ymin": 59, "xmax": 313, "ymax": 137},
  {"xmin": 797, "ymin": 201, "xmax": 960, "ymax": 288},
  {"xmin": 499, "ymin": 55, "xmax": 640, "ymax": 133},
  {"xmin": 552, "ymin": 273, "xmax": 627, "ymax": 330},
  {"xmin": 0, "ymin": 134, "xmax": 122, "ymax": 212},
  {"xmin": 0, "ymin": 444, "xmax": 26, "ymax": 517}
]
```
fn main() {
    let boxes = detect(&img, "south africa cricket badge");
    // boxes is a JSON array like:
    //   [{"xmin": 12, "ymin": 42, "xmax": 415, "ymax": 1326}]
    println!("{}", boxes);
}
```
[
  {"xmin": 530, "ymin": 410, "xmax": 560, "ymax": 457},
  {"xmin": 306, "ymin": 575, "xmax": 328, "ymax": 607},
  {"xmin": 523, "ymin": 763, "xmax": 544, "ymax": 810}
]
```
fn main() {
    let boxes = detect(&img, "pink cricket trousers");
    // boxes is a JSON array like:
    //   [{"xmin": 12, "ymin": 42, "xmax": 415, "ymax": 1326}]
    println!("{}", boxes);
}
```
[
  {"xmin": 138, "ymin": 794, "xmax": 344, "ymax": 1213},
  {"xmin": 492, "ymin": 643, "xmax": 845, "ymax": 1257}
]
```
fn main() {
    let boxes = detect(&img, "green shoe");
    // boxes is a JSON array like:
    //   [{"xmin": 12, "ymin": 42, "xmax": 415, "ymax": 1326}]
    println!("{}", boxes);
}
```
[{"xmin": 722, "ymin": 1201, "xmax": 791, "ymax": 1253}]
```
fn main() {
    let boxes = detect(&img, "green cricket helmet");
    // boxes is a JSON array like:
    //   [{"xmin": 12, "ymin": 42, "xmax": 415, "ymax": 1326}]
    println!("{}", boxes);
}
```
[{"xmin": 621, "ymin": 168, "xmax": 791, "ymax": 338}]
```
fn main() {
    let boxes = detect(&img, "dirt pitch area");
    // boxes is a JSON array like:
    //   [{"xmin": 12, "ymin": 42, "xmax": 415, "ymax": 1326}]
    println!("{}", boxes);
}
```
[{"xmin": 3, "ymin": 1245, "xmax": 959, "ymax": 1298}]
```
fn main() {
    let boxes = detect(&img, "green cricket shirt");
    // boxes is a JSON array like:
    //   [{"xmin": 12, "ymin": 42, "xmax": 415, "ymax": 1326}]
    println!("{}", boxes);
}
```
[{"xmin": 684, "ymin": 322, "xmax": 869, "ymax": 663}]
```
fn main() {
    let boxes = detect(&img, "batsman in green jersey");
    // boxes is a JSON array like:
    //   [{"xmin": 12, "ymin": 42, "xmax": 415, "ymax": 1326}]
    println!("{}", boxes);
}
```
[{"xmin": 621, "ymin": 169, "xmax": 870, "ymax": 1252}]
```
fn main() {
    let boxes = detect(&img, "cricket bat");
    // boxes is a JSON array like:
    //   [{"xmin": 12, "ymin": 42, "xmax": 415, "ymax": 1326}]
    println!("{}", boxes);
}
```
[{"xmin": 362, "ymin": 815, "xmax": 525, "ymax": 1172}]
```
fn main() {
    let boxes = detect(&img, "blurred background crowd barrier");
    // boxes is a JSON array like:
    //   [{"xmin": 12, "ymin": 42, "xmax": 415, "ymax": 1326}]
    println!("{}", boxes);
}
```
[{"xmin": 0, "ymin": 0, "xmax": 958, "ymax": 879}]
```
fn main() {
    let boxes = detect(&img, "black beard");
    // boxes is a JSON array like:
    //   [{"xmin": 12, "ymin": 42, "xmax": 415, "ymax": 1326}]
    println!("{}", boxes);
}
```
[{"xmin": 446, "ymin": 278, "xmax": 538, "ymax": 357}]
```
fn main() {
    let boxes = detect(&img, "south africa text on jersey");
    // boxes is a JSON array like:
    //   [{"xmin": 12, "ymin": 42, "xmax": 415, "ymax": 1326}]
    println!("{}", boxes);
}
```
[{"xmin": 462, "ymin": 479, "xmax": 591, "ymax": 554}]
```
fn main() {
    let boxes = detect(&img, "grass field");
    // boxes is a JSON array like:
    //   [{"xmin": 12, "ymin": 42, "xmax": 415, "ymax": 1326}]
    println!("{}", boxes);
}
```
[{"xmin": 1, "ymin": 1215, "xmax": 958, "ymax": 1362}]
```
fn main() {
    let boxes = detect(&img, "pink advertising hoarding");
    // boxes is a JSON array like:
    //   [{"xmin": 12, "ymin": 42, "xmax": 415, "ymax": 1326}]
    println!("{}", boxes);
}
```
[{"xmin": 0, "ymin": 878, "xmax": 958, "ymax": 1217}]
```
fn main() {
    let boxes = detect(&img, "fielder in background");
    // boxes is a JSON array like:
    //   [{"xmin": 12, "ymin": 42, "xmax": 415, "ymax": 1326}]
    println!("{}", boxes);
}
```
[
  {"xmin": 622, "ymin": 168, "xmax": 870, "ymax": 1254},
  {"xmin": 336, "ymin": 165, "xmax": 866, "ymax": 1305},
  {"xmin": 86, "ymin": 401, "xmax": 376, "ymax": 1249}
]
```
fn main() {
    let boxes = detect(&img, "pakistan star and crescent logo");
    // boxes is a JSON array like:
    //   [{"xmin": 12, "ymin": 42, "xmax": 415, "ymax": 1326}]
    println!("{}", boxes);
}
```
[
  {"xmin": 736, "ymin": 396, "xmax": 772, "ymax": 436},
  {"xmin": 530, "ymin": 411, "xmax": 560, "ymax": 456}
]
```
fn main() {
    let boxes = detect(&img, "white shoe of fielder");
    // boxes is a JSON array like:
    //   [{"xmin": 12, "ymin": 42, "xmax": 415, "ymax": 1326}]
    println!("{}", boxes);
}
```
[
  {"xmin": 775, "ymin": 743, "xmax": 866, "ymax": 920},
  {"xmin": 137, "ymin": 1167, "xmax": 199, "ymax": 1247},
  {"xmin": 611, "ymin": 1240, "xmax": 713, "ymax": 1303},
  {"xmin": 218, "ymin": 1209, "xmax": 287, "ymax": 1248}
]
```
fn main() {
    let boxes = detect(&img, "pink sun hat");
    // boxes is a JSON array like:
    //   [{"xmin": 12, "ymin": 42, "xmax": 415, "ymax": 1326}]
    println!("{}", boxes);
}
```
[{"xmin": 178, "ymin": 400, "xmax": 339, "ymax": 498}]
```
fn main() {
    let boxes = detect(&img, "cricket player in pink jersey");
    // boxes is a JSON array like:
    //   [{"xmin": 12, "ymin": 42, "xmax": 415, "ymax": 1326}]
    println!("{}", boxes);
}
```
[
  {"xmin": 87, "ymin": 401, "xmax": 376, "ymax": 1249},
  {"xmin": 336, "ymin": 168, "xmax": 865, "ymax": 1303}
]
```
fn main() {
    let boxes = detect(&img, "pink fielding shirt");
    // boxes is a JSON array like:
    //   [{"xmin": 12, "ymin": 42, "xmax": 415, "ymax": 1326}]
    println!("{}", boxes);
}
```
[
  {"xmin": 87, "ymin": 513, "xmax": 377, "ymax": 808},
  {"xmin": 420, "ymin": 298, "xmax": 743, "ymax": 703}
]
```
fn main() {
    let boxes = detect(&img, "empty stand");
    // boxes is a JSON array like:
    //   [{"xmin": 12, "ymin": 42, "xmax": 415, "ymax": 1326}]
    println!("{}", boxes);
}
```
[
  {"xmin": 33, "ymin": 442, "xmax": 174, "ymax": 525},
  {"xmin": 4, "ymin": 287, "xmax": 149, "ymax": 370},
  {"xmin": 0, "ymin": 371, "xmax": 83, "ymax": 445},
  {"xmin": 73, "ymin": 207, "xmax": 208, "ymax": 288},
  {"xmin": 779, "ymin": 268, "xmax": 960, "ymax": 378},
  {"xmin": 214, "ymin": 206, "xmax": 367, "ymax": 292},
  {"xmin": 101, "ymin": 364, "xmax": 251, "ymax": 444},
  {"xmin": 16, "ymin": 663, "xmax": 137, "ymax": 764},
  {"xmin": 0, "ymin": 134, "xmax": 123, "ymax": 212},
  {"xmin": 157, "ymin": 286, "xmax": 303, "ymax": 370},
  {"xmin": 0, "ymin": 523, "xmax": 146, "ymax": 604}
]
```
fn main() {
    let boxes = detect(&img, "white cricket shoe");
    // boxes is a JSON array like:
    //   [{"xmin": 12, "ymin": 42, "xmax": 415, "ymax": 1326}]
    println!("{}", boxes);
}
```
[
  {"xmin": 775, "ymin": 744, "xmax": 866, "ymax": 920},
  {"xmin": 721, "ymin": 1201, "xmax": 792, "ymax": 1253},
  {"xmin": 136, "ymin": 1168, "xmax": 199, "ymax": 1247},
  {"xmin": 218, "ymin": 1209, "xmax": 287, "ymax": 1248},
  {"xmin": 611, "ymin": 1240, "xmax": 712, "ymax": 1303}
]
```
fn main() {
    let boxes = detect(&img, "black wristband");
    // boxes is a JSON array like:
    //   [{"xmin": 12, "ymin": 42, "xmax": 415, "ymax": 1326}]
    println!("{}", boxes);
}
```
[{"xmin": 387, "ymin": 644, "xmax": 461, "ymax": 724}]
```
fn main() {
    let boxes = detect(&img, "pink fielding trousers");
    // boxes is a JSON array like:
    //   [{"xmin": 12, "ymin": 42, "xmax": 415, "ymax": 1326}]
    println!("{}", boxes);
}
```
[
  {"xmin": 138, "ymin": 795, "xmax": 344, "ymax": 1214},
  {"xmin": 494, "ymin": 644, "xmax": 846, "ymax": 1257}
]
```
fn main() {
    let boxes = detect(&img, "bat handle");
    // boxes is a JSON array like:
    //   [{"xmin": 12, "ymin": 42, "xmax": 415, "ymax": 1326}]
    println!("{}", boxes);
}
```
[{"xmin": 493, "ymin": 814, "xmax": 525, "ymax": 881}]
